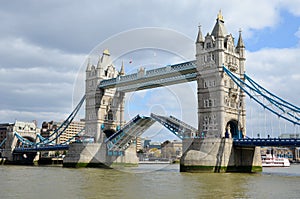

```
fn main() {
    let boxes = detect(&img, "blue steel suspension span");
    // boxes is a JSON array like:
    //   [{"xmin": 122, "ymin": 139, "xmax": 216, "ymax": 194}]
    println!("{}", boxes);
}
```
[
  {"xmin": 13, "ymin": 95, "xmax": 86, "ymax": 150},
  {"xmin": 223, "ymin": 66, "xmax": 300, "ymax": 126}
]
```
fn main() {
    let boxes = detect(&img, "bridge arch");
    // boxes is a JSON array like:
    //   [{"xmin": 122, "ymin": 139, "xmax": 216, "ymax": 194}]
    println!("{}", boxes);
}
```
[
  {"xmin": 103, "ymin": 129, "xmax": 116, "ymax": 139},
  {"xmin": 225, "ymin": 120, "xmax": 242, "ymax": 139}
]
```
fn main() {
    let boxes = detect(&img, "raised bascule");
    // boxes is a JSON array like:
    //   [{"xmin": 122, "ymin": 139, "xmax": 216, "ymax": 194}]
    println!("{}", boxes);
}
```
[{"xmin": 5, "ymin": 11, "xmax": 300, "ymax": 172}]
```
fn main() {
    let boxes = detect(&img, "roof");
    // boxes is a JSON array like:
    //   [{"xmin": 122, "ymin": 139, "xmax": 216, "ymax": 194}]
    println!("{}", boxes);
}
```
[{"xmin": 211, "ymin": 10, "xmax": 227, "ymax": 38}]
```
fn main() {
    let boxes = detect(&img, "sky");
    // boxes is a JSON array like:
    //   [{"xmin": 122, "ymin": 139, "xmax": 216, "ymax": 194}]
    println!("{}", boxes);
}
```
[{"xmin": 0, "ymin": 0, "xmax": 300, "ymax": 141}]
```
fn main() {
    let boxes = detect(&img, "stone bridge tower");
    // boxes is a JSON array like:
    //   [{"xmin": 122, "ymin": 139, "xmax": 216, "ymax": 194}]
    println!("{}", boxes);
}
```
[
  {"xmin": 180, "ymin": 11, "xmax": 262, "ymax": 173},
  {"xmin": 196, "ymin": 10, "xmax": 246, "ymax": 139},
  {"xmin": 85, "ymin": 49, "xmax": 126, "ymax": 143}
]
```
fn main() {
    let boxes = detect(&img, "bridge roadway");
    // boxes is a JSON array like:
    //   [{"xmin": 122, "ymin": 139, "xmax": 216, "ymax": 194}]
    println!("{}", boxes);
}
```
[
  {"xmin": 233, "ymin": 138, "xmax": 300, "ymax": 147},
  {"xmin": 12, "ymin": 138, "xmax": 300, "ymax": 154},
  {"xmin": 13, "ymin": 145, "xmax": 69, "ymax": 153},
  {"xmin": 99, "ymin": 60, "xmax": 197, "ymax": 92}
]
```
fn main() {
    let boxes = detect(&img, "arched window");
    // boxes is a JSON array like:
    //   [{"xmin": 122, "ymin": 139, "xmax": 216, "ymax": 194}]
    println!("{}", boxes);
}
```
[{"xmin": 108, "ymin": 110, "xmax": 113, "ymax": 121}]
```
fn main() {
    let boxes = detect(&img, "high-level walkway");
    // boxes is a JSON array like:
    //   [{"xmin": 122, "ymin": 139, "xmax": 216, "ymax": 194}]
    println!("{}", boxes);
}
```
[{"xmin": 99, "ymin": 61, "xmax": 197, "ymax": 92}]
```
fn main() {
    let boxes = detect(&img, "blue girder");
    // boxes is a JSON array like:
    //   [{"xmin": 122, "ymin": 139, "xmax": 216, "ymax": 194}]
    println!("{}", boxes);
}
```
[
  {"xmin": 99, "ymin": 60, "xmax": 197, "ymax": 92},
  {"xmin": 223, "ymin": 66, "xmax": 300, "ymax": 126},
  {"xmin": 233, "ymin": 138, "xmax": 300, "ymax": 147},
  {"xmin": 13, "ymin": 96, "xmax": 86, "ymax": 152},
  {"xmin": 105, "ymin": 115, "xmax": 155, "ymax": 152},
  {"xmin": 14, "ymin": 145, "xmax": 69, "ymax": 153},
  {"xmin": 150, "ymin": 113, "xmax": 198, "ymax": 139}
]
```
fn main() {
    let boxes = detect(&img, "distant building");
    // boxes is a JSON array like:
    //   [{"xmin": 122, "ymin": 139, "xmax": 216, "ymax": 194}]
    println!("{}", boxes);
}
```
[
  {"xmin": 41, "ymin": 121, "xmax": 58, "ymax": 143},
  {"xmin": 161, "ymin": 140, "xmax": 182, "ymax": 159},
  {"xmin": 279, "ymin": 133, "xmax": 300, "ymax": 139},
  {"xmin": 57, "ymin": 120, "xmax": 85, "ymax": 144},
  {"xmin": 0, "ymin": 123, "xmax": 13, "ymax": 148},
  {"xmin": 136, "ymin": 137, "xmax": 143, "ymax": 152},
  {"xmin": 148, "ymin": 141, "xmax": 161, "ymax": 150}
]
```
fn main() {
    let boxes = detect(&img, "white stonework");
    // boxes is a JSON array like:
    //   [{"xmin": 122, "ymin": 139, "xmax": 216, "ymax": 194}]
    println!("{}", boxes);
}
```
[
  {"xmin": 196, "ymin": 11, "xmax": 246, "ymax": 139},
  {"xmin": 85, "ymin": 50, "xmax": 126, "ymax": 143},
  {"xmin": 3, "ymin": 121, "xmax": 39, "ymax": 161}
]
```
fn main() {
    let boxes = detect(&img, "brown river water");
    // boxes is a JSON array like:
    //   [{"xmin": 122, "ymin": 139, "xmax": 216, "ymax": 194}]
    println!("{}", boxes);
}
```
[{"xmin": 0, "ymin": 164, "xmax": 300, "ymax": 199}]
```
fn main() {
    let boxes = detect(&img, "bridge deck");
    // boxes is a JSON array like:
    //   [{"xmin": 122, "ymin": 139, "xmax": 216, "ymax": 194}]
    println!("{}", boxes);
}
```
[
  {"xmin": 13, "ymin": 145, "xmax": 69, "ymax": 153},
  {"xmin": 151, "ymin": 113, "xmax": 198, "ymax": 139},
  {"xmin": 106, "ymin": 115, "xmax": 155, "ymax": 151},
  {"xmin": 233, "ymin": 138, "xmax": 300, "ymax": 147}
]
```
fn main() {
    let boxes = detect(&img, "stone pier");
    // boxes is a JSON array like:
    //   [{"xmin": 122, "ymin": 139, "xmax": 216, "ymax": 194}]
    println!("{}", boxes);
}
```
[
  {"xmin": 180, "ymin": 138, "xmax": 262, "ymax": 172},
  {"xmin": 63, "ymin": 142, "xmax": 138, "ymax": 168}
]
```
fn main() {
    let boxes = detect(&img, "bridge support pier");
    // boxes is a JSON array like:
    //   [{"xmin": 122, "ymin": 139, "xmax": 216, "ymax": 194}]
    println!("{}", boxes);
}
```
[
  {"xmin": 63, "ymin": 142, "xmax": 138, "ymax": 168},
  {"xmin": 180, "ymin": 138, "xmax": 262, "ymax": 173}
]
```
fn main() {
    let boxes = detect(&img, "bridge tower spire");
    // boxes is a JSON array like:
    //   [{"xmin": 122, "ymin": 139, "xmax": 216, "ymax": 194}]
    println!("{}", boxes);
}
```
[{"xmin": 196, "ymin": 11, "xmax": 246, "ymax": 139}]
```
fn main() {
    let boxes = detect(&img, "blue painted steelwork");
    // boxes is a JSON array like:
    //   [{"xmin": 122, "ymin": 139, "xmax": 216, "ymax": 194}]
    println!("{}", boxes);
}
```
[
  {"xmin": 99, "ymin": 61, "xmax": 197, "ymax": 92},
  {"xmin": 223, "ymin": 66, "xmax": 300, "ymax": 126},
  {"xmin": 36, "ymin": 95, "xmax": 86, "ymax": 145},
  {"xmin": 13, "ymin": 145, "xmax": 69, "ymax": 153},
  {"xmin": 0, "ymin": 138, "xmax": 7, "ymax": 148},
  {"xmin": 13, "ymin": 95, "xmax": 85, "ymax": 147},
  {"xmin": 105, "ymin": 114, "xmax": 155, "ymax": 152},
  {"xmin": 13, "ymin": 96, "xmax": 86, "ymax": 154},
  {"xmin": 233, "ymin": 138, "xmax": 300, "ymax": 147},
  {"xmin": 150, "ymin": 113, "xmax": 198, "ymax": 139}
]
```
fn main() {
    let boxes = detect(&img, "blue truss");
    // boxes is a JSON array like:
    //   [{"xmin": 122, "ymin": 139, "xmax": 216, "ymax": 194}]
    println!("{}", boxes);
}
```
[{"xmin": 223, "ymin": 66, "xmax": 300, "ymax": 126}]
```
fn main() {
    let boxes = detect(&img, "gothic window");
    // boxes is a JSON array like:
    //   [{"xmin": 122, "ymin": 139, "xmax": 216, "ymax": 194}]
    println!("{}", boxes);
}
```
[
  {"xmin": 206, "ymin": 42, "xmax": 211, "ymax": 49},
  {"xmin": 208, "ymin": 99, "xmax": 212, "ymax": 107},
  {"xmin": 108, "ymin": 110, "xmax": 113, "ymax": 121}
]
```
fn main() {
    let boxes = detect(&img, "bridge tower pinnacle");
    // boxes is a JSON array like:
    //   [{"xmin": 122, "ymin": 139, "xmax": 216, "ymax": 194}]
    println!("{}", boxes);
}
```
[
  {"xmin": 196, "ymin": 12, "xmax": 246, "ymax": 139},
  {"xmin": 85, "ymin": 50, "xmax": 125, "ymax": 143}
]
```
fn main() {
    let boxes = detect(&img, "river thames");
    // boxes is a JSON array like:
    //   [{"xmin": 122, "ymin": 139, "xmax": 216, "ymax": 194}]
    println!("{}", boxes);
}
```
[{"xmin": 0, "ymin": 164, "xmax": 300, "ymax": 199}]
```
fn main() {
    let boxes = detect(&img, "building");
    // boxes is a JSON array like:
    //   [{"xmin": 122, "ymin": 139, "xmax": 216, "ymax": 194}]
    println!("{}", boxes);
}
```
[
  {"xmin": 136, "ymin": 137, "xmax": 143, "ymax": 152},
  {"xmin": 40, "ymin": 121, "xmax": 58, "ymax": 143},
  {"xmin": 161, "ymin": 140, "xmax": 182, "ymax": 159},
  {"xmin": 57, "ymin": 120, "xmax": 85, "ymax": 144},
  {"xmin": 279, "ymin": 133, "xmax": 300, "ymax": 139},
  {"xmin": 0, "ymin": 123, "xmax": 13, "ymax": 149}
]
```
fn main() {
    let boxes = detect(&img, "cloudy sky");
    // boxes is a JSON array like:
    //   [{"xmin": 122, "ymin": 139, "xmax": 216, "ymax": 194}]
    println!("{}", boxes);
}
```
[{"xmin": 0, "ymin": 0, "xmax": 299, "ymax": 140}]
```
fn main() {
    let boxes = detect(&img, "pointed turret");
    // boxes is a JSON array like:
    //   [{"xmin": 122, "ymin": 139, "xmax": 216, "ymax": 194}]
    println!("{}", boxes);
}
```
[
  {"xmin": 196, "ymin": 25, "xmax": 204, "ymax": 43},
  {"xmin": 237, "ymin": 29, "xmax": 245, "ymax": 48},
  {"xmin": 211, "ymin": 10, "xmax": 227, "ymax": 38},
  {"xmin": 96, "ymin": 55, "xmax": 102, "ymax": 69},
  {"xmin": 86, "ymin": 57, "xmax": 92, "ymax": 72},
  {"xmin": 96, "ymin": 55, "xmax": 103, "ymax": 77},
  {"xmin": 119, "ymin": 61, "xmax": 125, "ymax": 76},
  {"xmin": 100, "ymin": 49, "xmax": 112, "ymax": 70}
]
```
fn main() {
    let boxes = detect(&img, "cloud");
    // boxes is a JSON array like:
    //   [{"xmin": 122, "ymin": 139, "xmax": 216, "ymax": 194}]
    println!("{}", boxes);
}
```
[
  {"xmin": 0, "ymin": 37, "xmax": 85, "ymax": 70},
  {"xmin": 0, "ymin": 0, "xmax": 300, "ymax": 135},
  {"xmin": 247, "ymin": 47, "xmax": 300, "ymax": 105}
]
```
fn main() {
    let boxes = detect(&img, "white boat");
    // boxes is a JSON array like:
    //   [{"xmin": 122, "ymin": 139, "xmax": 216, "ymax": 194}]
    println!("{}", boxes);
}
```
[{"xmin": 261, "ymin": 154, "xmax": 290, "ymax": 167}]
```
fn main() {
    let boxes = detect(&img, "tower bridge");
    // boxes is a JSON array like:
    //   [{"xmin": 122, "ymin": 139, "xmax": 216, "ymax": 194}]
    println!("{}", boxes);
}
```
[{"xmin": 4, "ymin": 11, "xmax": 300, "ymax": 171}]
